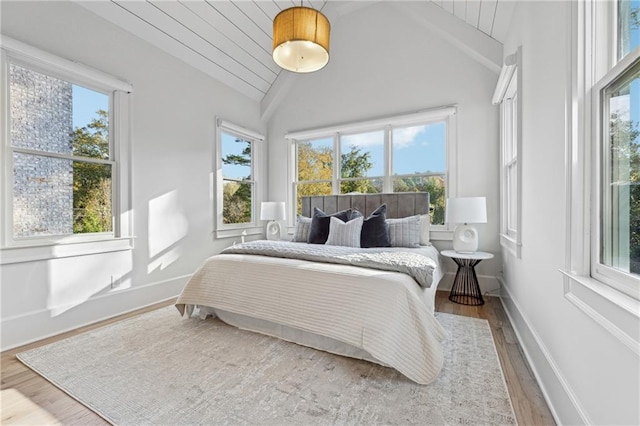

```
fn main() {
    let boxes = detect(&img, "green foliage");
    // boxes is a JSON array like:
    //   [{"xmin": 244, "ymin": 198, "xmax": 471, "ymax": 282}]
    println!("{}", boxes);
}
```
[
  {"xmin": 221, "ymin": 138, "xmax": 253, "ymax": 223},
  {"xmin": 339, "ymin": 146, "xmax": 378, "ymax": 194},
  {"xmin": 393, "ymin": 176, "xmax": 446, "ymax": 225},
  {"xmin": 71, "ymin": 110, "xmax": 112, "ymax": 233},
  {"xmin": 223, "ymin": 181, "xmax": 252, "ymax": 224},
  {"xmin": 610, "ymin": 112, "xmax": 640, "ymax": 273}
]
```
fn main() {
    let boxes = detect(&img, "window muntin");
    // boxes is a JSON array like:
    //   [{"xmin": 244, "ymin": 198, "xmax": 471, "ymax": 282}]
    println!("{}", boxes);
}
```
[
  {"xmin": 291, "ymin": 108, "xmax": 454, "ymax": 227},
  {"xmin": 8, "ymin": 61, "xmax": 116, "ymax": 239},
  {"xmin": 220, "ymin": 132, "xmax": 254, "ymax": 225}
]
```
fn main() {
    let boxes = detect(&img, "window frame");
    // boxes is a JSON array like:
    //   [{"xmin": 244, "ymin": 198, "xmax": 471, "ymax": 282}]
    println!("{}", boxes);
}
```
[
  {"xmin": 214, "ymin": 118, "xmax": 264, "ymax": 239},
  {"xmin": 591, "ymin": 46, "xmax": 640, "ymax": 298},
  {"xmin": 563, "ymin": 0, "xmax": 639, "ymax": 355},
  {"xmin": 0, "ymin": 36, "xmax": 133, "ymax": 264},
  {"xmin": 286, "ymin": 106, "xmax": 457, "ymax": 239},
  {"xmin": 494, "ymin": 49, "xmax": 523, "ymax": 258}
]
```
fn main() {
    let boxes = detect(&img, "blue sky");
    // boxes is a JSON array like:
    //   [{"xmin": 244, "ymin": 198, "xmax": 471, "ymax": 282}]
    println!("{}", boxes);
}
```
[
  {"xmin": 72, "ymin": 85, "xmax": 108, "ymax": 129},
  {"xmin": 315, "ymin": 123, "xmax": 446, "ymax": 178},
  {"xmin": 221, "ymin": 132, "xmax": 252, "ymax": 179}
]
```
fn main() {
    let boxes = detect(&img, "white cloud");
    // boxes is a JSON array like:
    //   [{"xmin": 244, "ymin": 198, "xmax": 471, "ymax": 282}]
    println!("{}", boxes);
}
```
[
  {"xmin": 393, "ymin": 125, "xmax": 426, "ymax": 149},
  {"xmin": 341, "ymin": 131, "xmax": 384, "ymax": 148}
]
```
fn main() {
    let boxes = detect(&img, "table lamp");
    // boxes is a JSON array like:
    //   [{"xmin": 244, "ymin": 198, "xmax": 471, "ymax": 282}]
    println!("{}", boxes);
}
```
[
  {"xmin": 445, "ymin": 197, "xmax": 487, "ymax": 253},
  {"xmin": 260, "ymin": 201, "xmax": 286, "ymax": 240}
]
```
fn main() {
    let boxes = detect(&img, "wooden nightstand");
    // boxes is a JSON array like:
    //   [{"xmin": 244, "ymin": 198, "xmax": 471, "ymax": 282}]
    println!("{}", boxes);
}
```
[{"xmin": 441, "ymin": 250, "xmax": 494, "ymax": 306}]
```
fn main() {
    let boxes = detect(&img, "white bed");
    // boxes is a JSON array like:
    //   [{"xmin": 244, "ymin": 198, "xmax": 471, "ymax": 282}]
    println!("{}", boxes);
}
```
[{"xmin": 176, "ymin": 193, "xmax": 446, "ymax": 384}]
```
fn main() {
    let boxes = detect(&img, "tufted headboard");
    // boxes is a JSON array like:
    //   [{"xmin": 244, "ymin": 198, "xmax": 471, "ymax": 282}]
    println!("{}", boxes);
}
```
[{"xmin": 301, "ymin": 193, "xmax": 430, "ymax": 218}]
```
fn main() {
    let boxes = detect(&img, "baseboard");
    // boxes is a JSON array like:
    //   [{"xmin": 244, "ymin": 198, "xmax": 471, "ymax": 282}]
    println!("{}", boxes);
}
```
[
  {"xmin": 1, "ymin": 274, "xmax": 191, "ymax": 351},
  {"xmin": 498, "ymin": 279, "xmax": 589, "ymax": 425}
]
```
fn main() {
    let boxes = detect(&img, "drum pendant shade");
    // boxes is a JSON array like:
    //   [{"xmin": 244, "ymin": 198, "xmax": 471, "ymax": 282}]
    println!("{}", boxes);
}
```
[{"xmin": 272, "ymin": 6, "xmax": 330, "ymax": 73}]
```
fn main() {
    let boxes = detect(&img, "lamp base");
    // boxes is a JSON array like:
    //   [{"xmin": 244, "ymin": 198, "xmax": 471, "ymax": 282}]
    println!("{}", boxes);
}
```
[
  {"xmin": 265, "ymin": 221, "xmax": 281, "ymax": 240},
  {"xmin": 452, "ymin": 224, "xmax": 478, "ymax": 253}
]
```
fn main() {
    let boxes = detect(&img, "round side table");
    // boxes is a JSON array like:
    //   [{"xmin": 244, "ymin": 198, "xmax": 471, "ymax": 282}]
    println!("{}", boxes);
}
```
[{"xmin": 441, "ymin": 250, "xmax": 494, "ymax": 306}]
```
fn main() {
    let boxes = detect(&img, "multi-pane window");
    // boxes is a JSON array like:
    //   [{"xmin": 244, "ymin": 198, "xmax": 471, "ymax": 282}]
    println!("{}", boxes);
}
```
[
  {"xmin": 493, "ymin": 49, "xmax": 520, "ymax": 257},
  {"xmin": 9, "ymin": 64, "xmax": 113, "ymax": 238},
  {"xmin": 2, "ymin": 38, "xmax": 131, "ymax": 252},
  {"xmin": 216, "ymin": 120, "xmax": 262, "ymax": 232},
  {"xmin": 290, "ymin": 107, "xmax": 454, "ymax": 226},
  {"xmin": 591, "ymin": 0, "xmax": 640, "ymax": 296},
  {"xmin": 501, "ymin": 69, "xmax": 519, "ymax": 241},
  {"xmin": 600, "ymin": 63, "xmax": 640, "ymax": 277}
]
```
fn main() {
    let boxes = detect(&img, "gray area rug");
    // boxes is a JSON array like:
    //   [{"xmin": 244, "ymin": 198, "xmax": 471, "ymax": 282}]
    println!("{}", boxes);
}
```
[{"xmin": 17, "ymin": 307, "xmax": 516, "ymax": 425}]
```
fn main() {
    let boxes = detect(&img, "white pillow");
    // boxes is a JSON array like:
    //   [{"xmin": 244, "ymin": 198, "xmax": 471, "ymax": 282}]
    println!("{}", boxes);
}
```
[
  {"xmin": 325, "ymin": 216, "xmax": 363, "ymax": 248},
  {"xmin": 420, "ymin": 214, "xmax": 431, "ymax": 245}
]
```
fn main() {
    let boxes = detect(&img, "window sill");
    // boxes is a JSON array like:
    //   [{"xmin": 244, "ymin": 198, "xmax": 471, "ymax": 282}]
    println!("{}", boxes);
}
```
[
  {"xmin": 500, "ymin": 233, "xmax": 522, "ymax": 258},
  {"xmin": 214, "ymin": 226, "xmax": 263, "ymax": 240},
  {"xmin": 429, "ymin": 229, "xmax": 453, "ymax": 241},
  {"xmin": 1, "ymin": 237, "xmax": 134, "ymax": 265},
  {"xmin": 560, "ymin": 270, "xmax": 640, "ymax": 355}
]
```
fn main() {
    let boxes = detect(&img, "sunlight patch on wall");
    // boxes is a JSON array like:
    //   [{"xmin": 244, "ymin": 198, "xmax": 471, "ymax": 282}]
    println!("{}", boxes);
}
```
[
  {"xmin": 47, "ymin": 251, "xmax": 132, "ymax": 317},
  {"xmin": 148, "ymin": 190, "xmax": 188, "ymax": 272}
]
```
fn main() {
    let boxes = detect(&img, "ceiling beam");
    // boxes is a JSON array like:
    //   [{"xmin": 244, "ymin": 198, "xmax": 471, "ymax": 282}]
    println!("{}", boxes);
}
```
[{"xmin": 392, "ymin": 1, "xmax": 503, "ymax": 74}]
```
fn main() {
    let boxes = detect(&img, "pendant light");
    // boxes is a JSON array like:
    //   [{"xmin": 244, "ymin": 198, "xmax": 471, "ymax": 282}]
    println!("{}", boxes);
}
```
[{"xmin": 272, "ymin": 2, "xmax": 331, "ymax": 73}]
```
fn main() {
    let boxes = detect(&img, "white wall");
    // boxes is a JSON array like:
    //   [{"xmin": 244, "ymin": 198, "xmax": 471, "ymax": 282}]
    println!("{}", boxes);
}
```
[
  {"xmin": 0, "ymin": 1, "xmax": 265, "ymax": 350},
  {"xmin": 500, "ymin": 2, "xmax": 639, "ymax": 425},
  {"xmin": 266, "ymin": 2, "xmax": 502, "ymax": 291}
]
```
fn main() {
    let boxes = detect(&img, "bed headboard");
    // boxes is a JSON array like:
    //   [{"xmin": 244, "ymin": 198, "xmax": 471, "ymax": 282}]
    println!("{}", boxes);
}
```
[{"xmin": 301, "ymin": 193, "xmax": 430, "ymax": 219}]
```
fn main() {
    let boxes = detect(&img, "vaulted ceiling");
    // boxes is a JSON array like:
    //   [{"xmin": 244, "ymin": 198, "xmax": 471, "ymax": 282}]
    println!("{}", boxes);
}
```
[{"xmin": 78, "ymin": 1, "xmax": 514, "ymax": 115}]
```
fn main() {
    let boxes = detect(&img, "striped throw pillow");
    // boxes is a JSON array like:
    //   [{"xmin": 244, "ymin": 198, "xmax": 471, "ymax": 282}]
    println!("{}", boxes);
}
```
[
  {"xmin": 386, "ymin": 215, "xmax": 421, "ymax": 248},
  {"xmin": 325, "ymin": 216, "xmax": 364, "ymax": 248}
]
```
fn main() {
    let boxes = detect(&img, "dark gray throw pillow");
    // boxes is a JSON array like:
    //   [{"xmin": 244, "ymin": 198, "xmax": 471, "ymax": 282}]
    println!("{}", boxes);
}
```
[
  {"xmin": 354, "ymin": 204, "xmax": 391, "ymax": 248},
  {"xmin": 307, "ymin": 207, "xmax": 353, "ymax": 244}
]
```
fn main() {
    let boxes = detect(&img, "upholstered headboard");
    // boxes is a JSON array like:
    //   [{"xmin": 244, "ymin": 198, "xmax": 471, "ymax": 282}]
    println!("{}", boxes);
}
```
[{"xmin": 301, "ymin": 193, "xmax": 430, "ymax": 219}]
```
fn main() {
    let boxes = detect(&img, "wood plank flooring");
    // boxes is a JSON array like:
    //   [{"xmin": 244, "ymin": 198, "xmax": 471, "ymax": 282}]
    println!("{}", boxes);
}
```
[{"xmin": 1, "ymin": 292, "xmax": 555, "ymax": 425}]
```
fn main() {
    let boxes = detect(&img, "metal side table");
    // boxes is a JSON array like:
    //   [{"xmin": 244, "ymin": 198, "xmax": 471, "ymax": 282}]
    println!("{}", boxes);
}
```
[{"xmin": 441, "ymin": 250, "xmax": 494, "ymax": 306}]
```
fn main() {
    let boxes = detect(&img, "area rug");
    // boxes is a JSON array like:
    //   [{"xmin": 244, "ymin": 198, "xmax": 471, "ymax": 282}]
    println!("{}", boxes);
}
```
[{"xmin": 17, "ymin": 307, "xmax": 516, "ymax": 425}]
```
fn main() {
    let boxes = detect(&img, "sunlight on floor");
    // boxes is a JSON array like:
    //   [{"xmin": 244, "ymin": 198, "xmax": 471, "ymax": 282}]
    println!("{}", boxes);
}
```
[{"xmin": 1, "ymin": 388, "xmax": 61, "ymax": 425}]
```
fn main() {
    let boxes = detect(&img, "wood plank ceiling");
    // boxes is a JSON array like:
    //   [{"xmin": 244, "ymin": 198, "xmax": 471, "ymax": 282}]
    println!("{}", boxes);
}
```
[{"xmin": 78, "ymin": 1, "xmax": 513, "ymax": 102}]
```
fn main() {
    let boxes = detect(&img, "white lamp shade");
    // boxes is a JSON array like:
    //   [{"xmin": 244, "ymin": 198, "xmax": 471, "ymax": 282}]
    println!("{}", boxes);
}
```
[
  {"xmin": 260, "ymin": 202, "xmax": 286, "ymax": 221},
  {"xmin": 445, "ymin": 197, "xmax": 487, "ymax": 224}
]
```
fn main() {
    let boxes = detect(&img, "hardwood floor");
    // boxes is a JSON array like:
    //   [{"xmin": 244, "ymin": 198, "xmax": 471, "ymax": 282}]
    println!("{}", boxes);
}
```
[{"xmin": 1, "ymin": 292, "xmax": 555, "ymax": 425}]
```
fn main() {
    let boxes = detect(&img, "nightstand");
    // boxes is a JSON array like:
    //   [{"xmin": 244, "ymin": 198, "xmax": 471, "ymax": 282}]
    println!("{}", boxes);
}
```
[{"xmin": 440, "ymin": 250, "xmax": 494, "ymax": 306}]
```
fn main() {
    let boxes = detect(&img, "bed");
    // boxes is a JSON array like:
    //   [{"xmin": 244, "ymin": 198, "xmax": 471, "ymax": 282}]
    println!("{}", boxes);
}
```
[{"xmin": 176, "ymin": 193, "xmax": 446, "ymax": 384}]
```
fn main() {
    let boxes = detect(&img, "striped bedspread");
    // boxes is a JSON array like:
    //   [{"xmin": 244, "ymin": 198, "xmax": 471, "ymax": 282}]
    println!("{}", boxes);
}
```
[{"xmin": 176, "ymin": 252, "xmax": 446, "ymax": 384}]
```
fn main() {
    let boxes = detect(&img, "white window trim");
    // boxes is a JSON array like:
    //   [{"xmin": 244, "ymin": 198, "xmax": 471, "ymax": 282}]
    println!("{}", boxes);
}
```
[
  {"xmin": 494, "ymin": 49, "xmax": 523, "ymax": 258},
  {"xmin": 0, "ymin": 36, "xmax": 133, "ymax": 265},
  {"xmin": 285, "ymin": 106, "xmax": 458, "ymax": 240},
  {"xmin": 214, "ymin": 118, "xmax": 264, "ymax": 239},
  {"xmin": 592, "ymin": 53, "xmax": 640, "ymax": 298},
  {"xmin": 563, "ymin": 0, "xmax": 640, "ymax": 354}
]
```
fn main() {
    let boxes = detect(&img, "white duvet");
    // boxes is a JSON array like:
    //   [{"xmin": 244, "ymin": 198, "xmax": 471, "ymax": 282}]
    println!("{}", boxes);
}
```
[{"xmin": 176, "ymin": 249, "xmax": 446, "ymax": 384}]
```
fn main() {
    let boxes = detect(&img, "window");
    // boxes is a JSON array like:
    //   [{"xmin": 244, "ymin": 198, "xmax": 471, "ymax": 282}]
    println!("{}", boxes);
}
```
[
  {"xmin": 288, "ymin": 107, "xmax": 456, "ymax": 228},
  {"xmin": 215, "ymin": 119, "xmax": 263, "ymax": 236},
  {"xmin": 1, "ymin": 37, "xmax": 132, "ymax": 261},
  {"xmin": 494, "ymin": 51, "xmax": 522, "ymax": 257},
  {"xmin": 562, "ymin": 0, "xmax": 640, "ymax": 353},
  {"xmin": 593, "ymin": 26, "xmax": 640, "ymax": 298}
]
